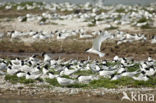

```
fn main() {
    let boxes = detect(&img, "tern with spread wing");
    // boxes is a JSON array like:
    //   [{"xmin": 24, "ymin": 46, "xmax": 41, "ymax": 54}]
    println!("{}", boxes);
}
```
[{"xmin": 86, "ymin": 31, "xmax": 111, "ymax": 57}]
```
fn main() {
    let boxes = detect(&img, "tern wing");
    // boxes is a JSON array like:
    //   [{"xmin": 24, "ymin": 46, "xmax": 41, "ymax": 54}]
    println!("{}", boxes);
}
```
[{"xmin": 92, "ymin": 32, "xmax": 111, "ymax": 51}]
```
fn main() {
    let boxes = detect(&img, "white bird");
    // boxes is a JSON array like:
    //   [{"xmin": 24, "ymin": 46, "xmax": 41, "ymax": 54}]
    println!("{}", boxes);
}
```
[
  {"xmin": 26, "ymin": 72, "xmax": 41, "ymax": 80},
  {"xmin": 11, "ymin": 58, "xmax": 21, "ymax": 65},
  {"xmin": 20, "ymin": 62, "xmax": 31, "ymax": 72},
  {"xmin": 60, "ymin": 68, "xmax": 79, "ymax": 76},
  {"xmin": 7, "ymin": 66, "xmax": 19, "ymax": 75},
  {"xmin": 56, "ymin": 77, "xmax": 77, "ymax": 86},
  {"xmin": 111, "ymin": 74, "xmax": 121, "ymax": 81},
  {"xmin": 140, "ymin": 62, "xmax": 149, "ymax": 71},
  {"xmin": 32, "ymin": 66, "xmax": 41, "ymax": 73},
  {"xmin": 113, "ymin": 55, "xmax": 121, "ymax": 62},
  {"xmin": 117, "ymin": 64, "xmax": 126, "ymax": 74},
  {"xmin": 86, "ymin": 31, "xmax": 111, "ymax": 57},
  {"xmin": 42, "ymin": 52, "xmax": 51, "ymax": 63},
  {"xmin": 144, "ymin": 66, "xmax": 155, "ymax": 76},
  {"xmin": 99, "ymin": 69, "xmax": 117, "ymax": 78},
  {"xmin": 0, "ymin": 61, "xmax": 7, "ymax": 70},
  {"xmin": 151, "ymin": 36, "xmax": 156, "ymax": 44},
  {"xmin": 16, "ymin": 71, "xmax": 26, "ymax": 78},
  {"xmin": 90, "ymin": 64, "xmax": 101, "ymax": 72},
  {"xmin": 29, "ymin": 54, "xmax": 38, "ymax": 62},
  {"xmin": 42, "ymin": 65, "xmax": 49, "ymax": 75},
  {"xmin": 80, "ymin": 33, "xmax": 93, "ymax": 38},
  {"xmin": 48, "ymin": 72, "xmax": 59, "ymax": 79},
  {"xmin": 132, "ymin": 71, "xmax": 149, "ymax": 81},
  {"xmin": 77, "ymin": 75, "xmax": 96, "ymax": 83},
  {"xmin": 0, "ymin": 32, "xmax": 4, "ymax": 38},
  {"xmin": 120, "ymin": 71, "xmax": 138, "ymax": 77}
]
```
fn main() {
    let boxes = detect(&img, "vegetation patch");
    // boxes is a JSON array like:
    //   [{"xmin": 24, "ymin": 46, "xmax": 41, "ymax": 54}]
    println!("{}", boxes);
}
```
[
  {"xmin": 127, "ymin": 64, "xmax": 140, "ymax": 72},
  {"xmin": 5, "ymin": 75, "xmax": 35, "ymax": 84},
  {"xmin": 45, "ymin": 78, "xmax": 60, "ymax": 87},
  {"xmin": 141, "ymin": 24, "xmax": 151, "ymax": 29},
  {"xmin": 88, "ymin": 23, "xmax": 96, "ymax": 27},
  {"xmin": 116, "ymin": 8, "xmax": 125, "ymax": 13},
  {"xmin": 89, "ymin": 76, "xmax": 156, "ymax": 88},
  {"xmin": 105, "ymin": 26, "xmax": 118, "ymax": 30},
  {"xmin": 66, "ymin": 83, "xmax": 88, "ymax": 88},
  {"xmin": 137, "ymin": 17, "xmax": 148, "ymax": 23},
  {"xmin": 75, "ymin": 70, "xmax": 94, "ymax": 76}
]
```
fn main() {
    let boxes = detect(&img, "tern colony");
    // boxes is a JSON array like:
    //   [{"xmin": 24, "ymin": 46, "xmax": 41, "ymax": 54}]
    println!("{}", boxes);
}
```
[
  {"xmin": 0, "ymin": 2, "xmax": 155, "ymax": 27},
  {"xmin": 1, "ymin": 29, "xmax": 154, "ymax": 42},
  {"xmin": 0, "ymin": 52, "xmax": 155, "ymax": 86},
  {"xmin": 14, "ymin": 3, "xmax": 156, "ymax": 27}
]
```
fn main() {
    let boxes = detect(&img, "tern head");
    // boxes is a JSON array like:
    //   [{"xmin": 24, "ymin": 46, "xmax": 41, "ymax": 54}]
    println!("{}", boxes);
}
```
[
  {"xmin": 44, "ymin": 64, "xmax": 49, "ymax": 70},
  {"xmin": 21, "ymin": 60, "xmax": 25, "ymax": 66},
  {"xmin": 32, "ymin": 54, "xmax": 38, "ymax": 58},
  {"xmin": 80, "ymin": 60, "xmax": 85, "ymax": 63},
  {"xmin": 8, "ymin": 66, "xmax": 12, "ymax": 70},
  {"xmin": 102, "ymin": 60, "xmax": 107, "ymax": 65},
  {"xmin": 121, "ymin": 64, "xmax": 125, "ymax": 68},
  {"xmin": 27, "ymin": 72, "xmax": 31, "ymax": 75},
  {"xmin": 141, "ymin": 71, "xmax": 146, "ymax": 75},
  {"xmin": 16, "ymin": 57, "xmax": 20, "ymax": 60},
  {"xmin": 37, "ymin": 66, "xmax": 41, "ymax": 70},
  {"xmin": 9, "ymin": 61, "xmax": 13, "ymax": 66},
  {"xmin": 76, "ymin": 75, "xmax": 81, "ymax": 79},
  {"xmin": 85, "ymin": 48, "xmax": 91, "ymax": 52},
  {"xmin": 121, "ymin": 70, "xmax": 126, "ymax": 74},
  {"xmin": 28, "ymin": 61, "xmax": 32, "ymax": 66},
  {"xmin": 152, "ymin": 35, "xmax": 155, "ymax": 39},
  {"xmin": 111, "ymin": 74, "xmax": 115, "ymax": 79},
  {"xmin": 11, "ymin": 31, "xmax": 15, "ymax": 33},
  {"xmin": 145, "ymin": 67, "xmax": 150, "ymax": 71},
  {"xmin": 48, "ymin": 71, "xmax": 54, "ymax": 75},
  {"xmin": 41, "ymin": 52, "xmax": 46, "ymax": 57},
  {"xmin": 59, "ymin": 33, "xmax": 62, "ymax": 37}
]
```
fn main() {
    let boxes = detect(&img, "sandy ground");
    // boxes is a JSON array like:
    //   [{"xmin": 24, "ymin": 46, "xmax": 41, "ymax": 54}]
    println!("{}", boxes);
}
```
[{"xmin": 0, "ymin": 19, "xmax": 139, "ymax": 33}]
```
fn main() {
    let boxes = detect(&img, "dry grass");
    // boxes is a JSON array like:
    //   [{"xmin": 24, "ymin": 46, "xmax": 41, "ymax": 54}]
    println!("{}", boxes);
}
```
[
  {"xmin": 0, "ymin": 9, "xmax": 47, "ymax": 18},
  {"xmin": 0, "ymin": 39, "xmax": 156, "ymax": 60}
]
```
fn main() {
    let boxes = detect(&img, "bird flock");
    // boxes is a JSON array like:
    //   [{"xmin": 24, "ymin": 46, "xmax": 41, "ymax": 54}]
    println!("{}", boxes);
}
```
[
  {"xmin": 0, "ymin": 53, "xmax": 156, "ymax": 86},
  {"xmin": 13, "ymin": 3, "xmax": 156, "ymax": 28},
  {"xmin": 0, "ymin": 1, "xmax": 156, "ymax": 87},
  {"xmin": 2, "ymin": 29, "xmax": 155, "ymax": 45},
  {"xmin": 0, "ymin": 2, "xmax": 155, "ymax": 28}
]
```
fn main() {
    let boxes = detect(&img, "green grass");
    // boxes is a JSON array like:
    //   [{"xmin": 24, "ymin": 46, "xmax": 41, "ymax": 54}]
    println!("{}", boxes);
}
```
[
  {"xmin": 45, "ymin": 78, "xmax": 87, "ymax": 88},
  {"xmin": 137, "ymin": 17, "xmax": 148, "ymax": 23},
  {"xmin": 127, "ymin": 64, "xmax": 140, "ymax": 72},
  {"xmin": 88, "ymin": 23, "xmax": 96, "ymax": 27},
  {"xmin": 105, "ymin": 26, "xmax": 118, "ymax": 30},
  {"xmin": 61, "ymin": 75, "xmax": 73, "ymax": 79},
  {"xmin": 45, "ymin": 78, "xmax": 60, "ymax": 87},
  {"xmin": 116, "ymin": 8, "xmax": 125, "ymax": 13},
  {"xmin": 66, "ymin": 83, "xmax": 88, "ymax": 88},
  {"xmin": 21, "ymin": 17, "xmax": 27, "ymax": 22},
  {"xmin": 115, "ymin": 15, "xmax": 122, "ymax": 20},
  {"xmin": 106, "ymin": 61, "xmax": 119, "ymax": 67},
  {"xmin": 89, "ymin": 78, "xmax": 117, "ymax": 88},
  {"xmin": 89, "ymin": 76, "xmax": 156, "ymax": 88},
  {"xmin": 5, "ymin": 74, "xmax": 156, "ymax": 88},
  {"xmin": 5, "ymin": 75, "xmax": 35, "ymax": 84},
  {"xmin": 75, "ymin": 70, "xmax": 95, "ymax": 76},
  {"xmin": 140, "ymin": 24, "xmax": 151, "ymax": 29},
  {"xmin": 40, "ymin": 17, "xmax": 47, "ymax": 22},
  {"xmin": 51, "ymin": 22, "xmax": 58, "ymax": 25}
]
